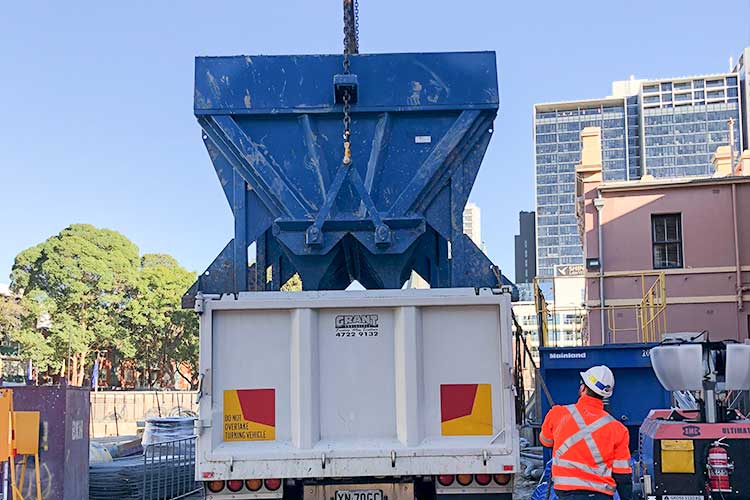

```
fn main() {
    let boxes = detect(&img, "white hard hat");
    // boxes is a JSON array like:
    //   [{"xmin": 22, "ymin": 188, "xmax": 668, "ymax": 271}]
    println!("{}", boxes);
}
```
[{"xmin": 580, "ymin": 365, "xmax": 615, "ymax": 398}]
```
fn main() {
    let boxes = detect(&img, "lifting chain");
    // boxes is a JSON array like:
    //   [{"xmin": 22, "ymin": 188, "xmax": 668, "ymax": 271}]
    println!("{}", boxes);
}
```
[
  {"xmin": 354, "ymin": 0, "xmax": 360, "ymax": 47},
  {"xmin": 341, "ymin": 0, "xmax": 358, "ymax": 165},
  {"xmin": 343, "ymin": 0, "xmax": 358, "ymax": 56},
  {"xmin": 342, "ymin": 92, "xmax": 352, "ymax": 165}
]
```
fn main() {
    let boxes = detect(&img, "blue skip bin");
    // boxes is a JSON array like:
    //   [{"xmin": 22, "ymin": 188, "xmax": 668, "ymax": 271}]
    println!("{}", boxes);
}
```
[
  {"xmin": 538, "ymin": 343, "xmax": 670, "ymax": 459},
  {"xmin": 184, "ymin": 52, "xmax": 514, "ymax": 305}
]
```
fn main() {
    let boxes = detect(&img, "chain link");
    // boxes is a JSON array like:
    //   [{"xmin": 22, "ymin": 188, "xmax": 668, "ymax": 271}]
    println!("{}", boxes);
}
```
[
  {"xmin": 354, "ymin": 0, "xmax": 360, "ymax": 47},
  {"xmin": 341, "ymin": 0, "xmax": 357, "ymax": 165},
  {"xmin": 342, "ymin": 90, "xmax": 351, "ymax": 164},
  {"xmin": 343, "ymin": 0, "xmax": 357, "ymax": 59},
  {"xmin": 343, "ymin": 93, "xmax": 351, "ymax": 138}
]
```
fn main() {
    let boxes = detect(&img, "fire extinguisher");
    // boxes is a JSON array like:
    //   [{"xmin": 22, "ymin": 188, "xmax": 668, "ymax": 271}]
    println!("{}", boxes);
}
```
[{"xmin": 706, "ymin": 438, "xmax": 734, "ymax": 493}]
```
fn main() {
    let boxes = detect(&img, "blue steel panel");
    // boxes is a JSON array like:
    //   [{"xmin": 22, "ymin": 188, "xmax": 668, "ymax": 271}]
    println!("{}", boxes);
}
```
[
  {"xmin": 538, "ymin": 344, "xmax": 671, "ymax": 459},
  {"xmin": 194, "ymin": 52, "xmax": 499, "ymax": 113},
  {"xmin": 185, "ymin": 51, "xmax": 515, "ymax": 302}
]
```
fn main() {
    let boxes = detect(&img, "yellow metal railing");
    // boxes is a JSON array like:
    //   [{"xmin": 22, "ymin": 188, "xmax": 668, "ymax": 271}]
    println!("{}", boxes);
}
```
[
  {"xmin": 587, "ymin": 305, "xmax": 640, "ymax": 343},
  {"xmin": 588, "ymin": 272, "xmax": 667, "ymax": 344},
  {"xmin": 532, "ymin": 272, "xmax": 667, "ymax": 346},
  {"xmin": 533, "ymin": 280, "xmax": 550, "ymax": 347},
  {"xmin": 640, "ymin": 272, "xmax": 667, "ymax": 342},
  {"xmin": 532, "ymin": 279, "xmax": 586, "ymax": 348}
]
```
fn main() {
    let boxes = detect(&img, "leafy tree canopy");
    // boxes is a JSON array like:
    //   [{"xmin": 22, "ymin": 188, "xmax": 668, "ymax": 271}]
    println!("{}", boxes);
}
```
[
  {"xmin": 9, "ymin": 224, "xmax": 198, "ymax": 387},
  {"xmin": 0, "ymin": 295, "xmax": 23, "ymax": 336},
  {"xmin": 124, "ymin": 253, "xmax": 198, "ymax": 387}
]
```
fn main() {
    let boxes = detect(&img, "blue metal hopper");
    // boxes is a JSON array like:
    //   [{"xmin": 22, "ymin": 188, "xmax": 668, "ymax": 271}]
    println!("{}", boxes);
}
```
[{"xmin": 185, "ymin": 51, "xmax": 513, "ymax": 304}]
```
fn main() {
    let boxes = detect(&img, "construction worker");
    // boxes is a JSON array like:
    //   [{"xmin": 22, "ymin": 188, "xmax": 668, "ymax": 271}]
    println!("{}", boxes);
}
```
[{"xmin": 540, "ymin": 365, "xmax": 632, "ymax": 500}]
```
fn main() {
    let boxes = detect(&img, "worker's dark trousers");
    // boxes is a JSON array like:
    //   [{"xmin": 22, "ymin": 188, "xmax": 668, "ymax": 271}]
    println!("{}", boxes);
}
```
[{"xmin": 555, "ymin": 490, "xmax": 612, "ymax": 499}]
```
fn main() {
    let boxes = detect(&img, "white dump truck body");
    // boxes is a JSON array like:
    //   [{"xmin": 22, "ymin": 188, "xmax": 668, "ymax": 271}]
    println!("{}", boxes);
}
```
[{"xmin": 195, "ymin": 288, "xmax": 519, "ymax": 482}]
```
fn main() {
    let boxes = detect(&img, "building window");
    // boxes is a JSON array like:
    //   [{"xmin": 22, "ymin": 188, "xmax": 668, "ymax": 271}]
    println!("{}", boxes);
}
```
[{"xmin": 652, "ymin": 214, "xmax": 683, "ymax": 269}]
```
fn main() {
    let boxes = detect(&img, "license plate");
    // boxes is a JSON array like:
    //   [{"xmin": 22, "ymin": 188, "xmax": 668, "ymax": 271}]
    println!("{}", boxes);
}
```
[
  {"xmin": 663, "ymin": 496, "xmax": 703, "ymax": 500},
  {"xmin": 335, "ymin": 490, "xmax": 383, "ymax": 500}
]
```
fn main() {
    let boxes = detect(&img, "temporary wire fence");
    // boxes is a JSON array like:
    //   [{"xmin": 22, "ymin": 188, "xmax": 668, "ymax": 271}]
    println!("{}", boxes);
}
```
[
  {"xmin": 89, "ymin": 436, "xmax": 199, "ymax": 500},
  {"xmin": 142, "ymin": 436, "xmax": 200, "ymax": 500}
]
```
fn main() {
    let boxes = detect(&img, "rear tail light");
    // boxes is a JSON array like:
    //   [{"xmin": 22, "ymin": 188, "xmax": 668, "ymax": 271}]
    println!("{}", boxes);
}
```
[
  {"xmin": 206, "ymin": 480, "xmax": 225, "ymax": 493},
  {"xmin": 265, "ymin": 478, "xmax": 282, "ymax": 491},
  {"xmin": 474, "ymin": 474, "xmax": 491, "ymax": 485},
  {"xmin": 437, "ymin": 475, "xmax": 455, "ymax": 486},
  {"xmin": 456, "ymin": 474, "xmax": 473, "ymax": 486},
  {"xmin": 493, "ymin": 474, "xmax": 511, "ymax": 485},
  {"xmin": 246, "ymin": 479, "xmax": 263, "ymax": 491},
  {"xmin": 227, "ymin": 480, "xmax": 244, "ymax": 492}
]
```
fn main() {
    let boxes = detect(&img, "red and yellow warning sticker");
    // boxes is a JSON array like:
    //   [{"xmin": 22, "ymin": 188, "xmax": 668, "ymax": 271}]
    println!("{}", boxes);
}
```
[
  {"xmin": 440, "ymin": 384, "xmax": 493, "ymax": 436},
  {"xmin": 224, "ymin": 389, "xmax": 275, "ymax": 441}
]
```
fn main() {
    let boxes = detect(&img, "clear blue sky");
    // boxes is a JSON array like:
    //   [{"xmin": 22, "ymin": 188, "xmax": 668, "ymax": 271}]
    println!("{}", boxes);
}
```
[{"xmin": 1, "ymin": 1, "xmax": 749, "ymax": 283}]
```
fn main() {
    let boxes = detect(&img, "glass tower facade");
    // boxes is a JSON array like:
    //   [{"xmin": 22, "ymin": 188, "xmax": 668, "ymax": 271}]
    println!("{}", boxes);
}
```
[
  {"xmin": 535, "ymin": 99, "xmax": 629, "ymax": 277},
  {"xmin": 736, "ymin": 49, "xmax": 750, "ymax": 149},
  {"xmin": 642, "ymin": 75, "xmax": 741, "ymax": 177},
  {"xmin": 534, "ymin": 67, "xmax": 747, "ymax": 279}
]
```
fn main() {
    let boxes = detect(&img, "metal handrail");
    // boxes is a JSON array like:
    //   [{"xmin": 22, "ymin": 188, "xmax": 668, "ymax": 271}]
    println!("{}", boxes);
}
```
[
  {"xmin": 587, "ymin": 305, "xmax": 640, "ymax": 343},
  {"xmin": 531, "ymin": 279, "xmax": 588, "ymax": 348},
  {"xmin": 640, "ymin": 272, "xmax": 667, "ymax": 342},
  {"xmin": 584, "ymin": 272, "xmax": 667, "ymax": 344}
]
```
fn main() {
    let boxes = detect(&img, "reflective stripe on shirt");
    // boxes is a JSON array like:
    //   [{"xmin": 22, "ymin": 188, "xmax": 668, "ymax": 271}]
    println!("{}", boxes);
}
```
[
  {"xmin": 553, "ymin": 475, "xmax": 617, "ymax": 493},
  {"xmin": 612, "ymin": 459, "xmax": 631, "ymax": 472},
  {"xmin": 552, "ymin": 404, "xmax": 619, "ymax": 491},
  {"xmin": 553, "ymin": 457, "xmax": 611, "ymax": 477},
  {"xmin": 554, "ymin": 405, "xmax": 613, "ymax": 461}
]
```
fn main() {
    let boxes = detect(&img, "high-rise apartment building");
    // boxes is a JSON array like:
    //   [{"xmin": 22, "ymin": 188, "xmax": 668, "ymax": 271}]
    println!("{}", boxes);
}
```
[
  {"xmin": 407, "ymin": 202, "xmax": 484, "ymax": 289},
  {"xmin": 463, "ymin": 202, "xmax": 482, "ymax": 249},
  {"xmin": 534, "ymin": 48, "xmax": 749, "ymax": 277},
  {"xmin": 737, "ymin": 48, "xmax": 750, "ymax": 148},
  {"xmin": 514, "ymin": 211, "xmax": 536, "ymax": 283}
]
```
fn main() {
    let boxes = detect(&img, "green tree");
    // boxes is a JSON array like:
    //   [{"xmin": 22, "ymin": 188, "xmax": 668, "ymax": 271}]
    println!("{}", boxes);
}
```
[
  {"xmin": 281, "ymin": 273, "xmax": 302, "ymax": 291},
  {"xmin": 10, "ymin": 292, "xmax": 55, "ymax": 375},
  {"xmin": 125, "ymin": 254, "xmax": 198, "ymax": 388},
  {"xmin": 0, "ymin": 295, "xmax": 23, "ymax": 337},
  {"xmin": 11, "ymin": 224, "xmax": 139, "ymax": 385}
]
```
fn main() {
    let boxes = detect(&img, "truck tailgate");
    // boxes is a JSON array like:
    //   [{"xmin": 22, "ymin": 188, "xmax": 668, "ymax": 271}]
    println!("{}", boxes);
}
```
[{"xmin": 196, "ymin": 288, "xmax": 518, "ymax": 479}]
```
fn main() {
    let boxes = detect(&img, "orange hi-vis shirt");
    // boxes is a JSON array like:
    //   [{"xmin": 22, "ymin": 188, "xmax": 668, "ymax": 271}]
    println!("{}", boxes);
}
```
[{"xmin": 540, "ymin": 394, "xmax": 632, "ymax": 496}]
